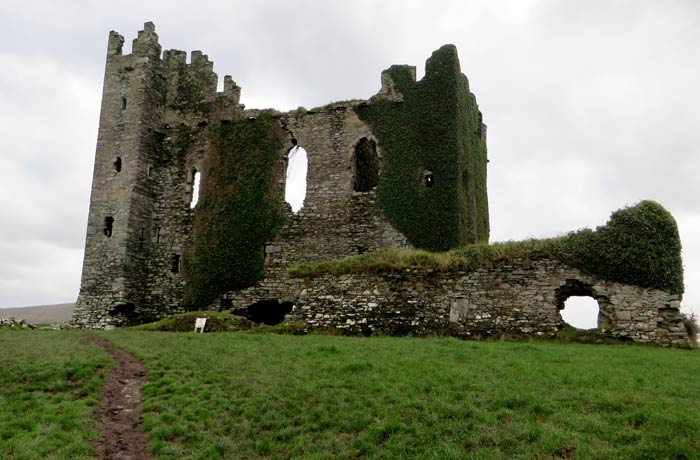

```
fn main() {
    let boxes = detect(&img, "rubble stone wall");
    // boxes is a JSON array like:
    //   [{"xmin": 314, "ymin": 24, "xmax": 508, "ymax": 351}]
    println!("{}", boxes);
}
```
[{"xmin": 283, "ymin": 258, "xmax": 691, "ymax": 348}]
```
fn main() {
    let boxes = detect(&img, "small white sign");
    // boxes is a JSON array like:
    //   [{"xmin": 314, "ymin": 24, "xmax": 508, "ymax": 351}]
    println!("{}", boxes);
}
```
[{"xmin": 194, "ymin": 317, "xmax": 207, "ymax": 333}]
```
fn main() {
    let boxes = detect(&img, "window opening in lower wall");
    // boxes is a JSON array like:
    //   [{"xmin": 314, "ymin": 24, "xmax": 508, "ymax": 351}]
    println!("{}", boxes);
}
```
[{"xmin": 560, "ymin": 296, "xmax": 600, "ymax": 330}]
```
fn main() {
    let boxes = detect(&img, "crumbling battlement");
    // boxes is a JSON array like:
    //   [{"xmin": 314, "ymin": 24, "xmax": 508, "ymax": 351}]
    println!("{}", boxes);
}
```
[{"xmin": 72, "ymin": 23, "xmax": 691, "ymax": 348}]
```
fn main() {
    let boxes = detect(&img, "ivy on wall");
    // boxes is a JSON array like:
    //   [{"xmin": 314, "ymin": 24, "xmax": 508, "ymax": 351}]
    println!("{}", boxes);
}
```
[
  {"xmin": 183, "ymin": 113, "xmax": 287, "ymax": 308},
  {"xmin": 355, "ymin": 44, "xmax": 489, "ymax": 251},
  {"xmin": 558, "ymin": 200, "xmax": 684, "ymax": 295}
]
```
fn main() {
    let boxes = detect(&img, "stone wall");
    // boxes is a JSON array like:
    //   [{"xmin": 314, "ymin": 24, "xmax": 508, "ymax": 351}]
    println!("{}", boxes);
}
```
[
  {"xmin": 222, "ymin": 105, "xmax": 412, "ymax": 310},
  {"xmin": 283, "ymin": 258, "xmax": 691, "ymax": 348}
]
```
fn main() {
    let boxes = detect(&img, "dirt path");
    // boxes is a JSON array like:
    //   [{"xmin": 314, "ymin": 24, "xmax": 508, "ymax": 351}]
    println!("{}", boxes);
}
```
[{"xmin": 88, "ymin": 335, "xmax": 151, "ymax": 460}]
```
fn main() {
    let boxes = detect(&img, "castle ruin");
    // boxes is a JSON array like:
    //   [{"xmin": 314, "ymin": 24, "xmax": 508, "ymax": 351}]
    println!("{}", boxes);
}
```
[{"xmin": 72, "ymin": 23, "xmax": 691, "ymax": 347}]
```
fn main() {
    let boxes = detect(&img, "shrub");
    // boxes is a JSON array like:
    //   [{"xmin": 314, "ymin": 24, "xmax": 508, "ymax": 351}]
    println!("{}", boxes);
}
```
[{"xmin": 557, "ymin": 200, "xmax": 684, "ymax": 294}]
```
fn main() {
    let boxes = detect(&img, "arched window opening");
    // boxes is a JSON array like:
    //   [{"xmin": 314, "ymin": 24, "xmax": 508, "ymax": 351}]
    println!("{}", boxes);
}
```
[
  {"xmin": 120, "ymin": 97, "xmax": 127, "ymax": 110},
  {"xmin": 285, "ymin": 144, "xmax": 308, "ymax": 213},
  {"xmin": 230, "ymin": 299, "xmax": 294, "ymax": 325},
  {"xmin": 353, "ymin": 137, "xmax": 380, "ymax": 192},
  {"xmin": 190, "ymin": 170, "xmax": 201, "ymax": 209},
  {"xmin": 103, "ymin": 216, "xmax": 114, "ymax": 237},
  {"xmin": 114, "ymin": 156, "xmax": 122, "ymax": 173},
  {"xmin": 561, "ymin": 296, "xmax": 600, "ymax": 330}
]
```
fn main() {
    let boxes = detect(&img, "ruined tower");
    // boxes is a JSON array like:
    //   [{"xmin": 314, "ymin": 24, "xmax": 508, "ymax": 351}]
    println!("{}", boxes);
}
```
[{"xmin": 73, "ymin": 23, "xmax": 489, "ymax": 328}]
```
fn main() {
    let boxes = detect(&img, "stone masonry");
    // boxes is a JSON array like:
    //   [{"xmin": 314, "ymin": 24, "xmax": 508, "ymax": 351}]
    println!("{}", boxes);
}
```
[{"xmin": 285, "ymin": 259, "xmax": 691, "ymax": 348}]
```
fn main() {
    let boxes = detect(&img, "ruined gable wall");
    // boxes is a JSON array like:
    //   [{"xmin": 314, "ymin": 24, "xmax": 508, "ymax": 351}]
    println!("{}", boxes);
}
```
[
  {"xmin": 285, "ymin": 259, "xmax": 690, "ymax": 348},
  {"xmin": 222, "ymin": 106, "xmax": 412, "ymax": 309}
]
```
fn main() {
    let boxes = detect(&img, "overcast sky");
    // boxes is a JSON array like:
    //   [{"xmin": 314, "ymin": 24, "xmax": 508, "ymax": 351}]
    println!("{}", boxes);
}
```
[{"xmin": 1, "ymin": 0, "xmax": 698, "ymax": 323}]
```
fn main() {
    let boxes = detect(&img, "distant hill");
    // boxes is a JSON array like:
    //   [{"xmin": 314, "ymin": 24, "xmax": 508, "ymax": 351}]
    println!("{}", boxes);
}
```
[{"xmin": 0, "ymin": 303, "xmax": 74, "ymax": 324}]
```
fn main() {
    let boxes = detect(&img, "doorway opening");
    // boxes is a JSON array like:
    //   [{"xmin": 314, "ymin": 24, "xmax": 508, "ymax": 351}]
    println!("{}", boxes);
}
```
[{"xmin": 231, "ymin": 299, "xmax": 294, "ymax": 325}]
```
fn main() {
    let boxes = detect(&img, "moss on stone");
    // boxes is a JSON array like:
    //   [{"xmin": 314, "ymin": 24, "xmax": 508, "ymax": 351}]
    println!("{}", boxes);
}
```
[
  {"xmin": 355, "ymin": 45, "xmax": 489, "ymax": 251},
  {"xmin": 183, "ymin": 112, "xmax": 287, "ymax": 308},
  {"xmin": 290, "ymin": 201, "xmax": 684, "ymax": 295}
]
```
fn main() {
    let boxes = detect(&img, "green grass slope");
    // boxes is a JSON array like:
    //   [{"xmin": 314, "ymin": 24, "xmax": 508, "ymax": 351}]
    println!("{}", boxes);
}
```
[
  {"xmin": 0, "ymin": 331, "xmax": 109, "ymax": 459},
  {"xmin": 98, "ymin": 331, "xmax": 699, "ymax": 460}
]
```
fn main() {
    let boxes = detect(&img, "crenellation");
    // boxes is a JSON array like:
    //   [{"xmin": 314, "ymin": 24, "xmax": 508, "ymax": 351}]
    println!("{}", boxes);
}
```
[
  {"xmin": 107, "ymin": 31, "xmax": 124, "ymax": 56},
  {"xmin": 131, "ymin": 21, "xmax": 160, "ymax": 57}
]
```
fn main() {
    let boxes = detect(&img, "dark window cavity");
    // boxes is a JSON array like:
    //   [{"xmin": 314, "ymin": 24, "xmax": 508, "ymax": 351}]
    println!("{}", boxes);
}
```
[
  {"xmin": 120, "ymin": 97, "xmax": 127, "ymax": 110},
  {"xmin": 139, "ymin": 228, "xmax": 145, "ymax": 249},
  {"xmin": 114, "ymin": 156, "xmax": 122, "ymax": 172},
  {"xmin": 171, "ymin": 254, "xmax": 181, "ymax": 273},
  {"xmin": 353, "ymin": 137, "xmax": 380, "ymax": 192},
  {"xmin": 103, "ymin": 216, "xmax": 114, "ymax": 237},
  {"xmin": 424, "ymin": 170, "xmax": 434, "ymax": 187}
]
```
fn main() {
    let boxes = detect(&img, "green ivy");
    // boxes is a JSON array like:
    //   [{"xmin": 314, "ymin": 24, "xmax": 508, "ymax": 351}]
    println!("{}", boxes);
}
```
[
  {"xmin": 355, "ymin": 44, "xmax": 489, "ymax": 251},
  {"xmin": 183, "ymin": 113, "xmax": 287, "ymax": 308},
  {"xmin": 558, "ymin": 200, "xmax": 684, "ymax": 294}
]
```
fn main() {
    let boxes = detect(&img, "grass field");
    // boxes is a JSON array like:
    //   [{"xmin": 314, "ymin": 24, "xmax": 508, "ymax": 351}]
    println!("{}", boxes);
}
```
[
  {"xmin": 0, "ymin": 331, "xmax": 110, "ymax": 459},
  {"xmin": 1, "ymin": 330, "xmax": 699, "ymax": 460}
]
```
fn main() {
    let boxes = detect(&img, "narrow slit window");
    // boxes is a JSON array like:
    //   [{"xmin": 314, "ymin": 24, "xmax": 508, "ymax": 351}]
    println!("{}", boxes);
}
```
[
  {"xmin": 139, "ymin": 228, "xmax": 145, "ymax": 249},
  {"xmin": 190, "ymin": 170, "xmax": 201, "ymax": 209},
  {"xmin": 171, "ymin": 254, "xmax": 181, "ymax": 273},
  {"xmin": 121, "ymin": 97, "xmax": 127, "ymax": 110},
  {"xmin": 114, "ymin": 157, "xmax": 122, "ymax": 172},
  {"xmin": 103, "ymin": 216, "xmax": 114, "ymax": 237}
]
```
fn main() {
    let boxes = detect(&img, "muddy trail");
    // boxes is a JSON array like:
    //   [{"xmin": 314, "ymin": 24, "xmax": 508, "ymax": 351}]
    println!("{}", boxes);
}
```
[{"xmin": 88, "ymin": 335, "xmax": 151, "ymax": 460}]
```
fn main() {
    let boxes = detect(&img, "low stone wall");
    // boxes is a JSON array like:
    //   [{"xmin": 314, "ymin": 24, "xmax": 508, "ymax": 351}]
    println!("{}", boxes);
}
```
[
  {"xmin": 0, "ymin": 317, "xmax": 36, "ymax": 330},
  {"xmin": 283, "ymin": 258, "xmax": 690, "ymax": 348}
]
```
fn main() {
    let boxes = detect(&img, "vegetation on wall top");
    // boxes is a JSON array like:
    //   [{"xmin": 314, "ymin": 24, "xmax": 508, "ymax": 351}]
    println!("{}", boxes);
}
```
[
  {"xmin": 183, "ymin": 112, "xmax": 287, "ymax": 308},
  {"xmin": 355, "ymin": 44, "xmax": 489, "ymax": 251},
  {"xmin": 290, "ymin": 201, "xmax": 684, "ymax": 294}
]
